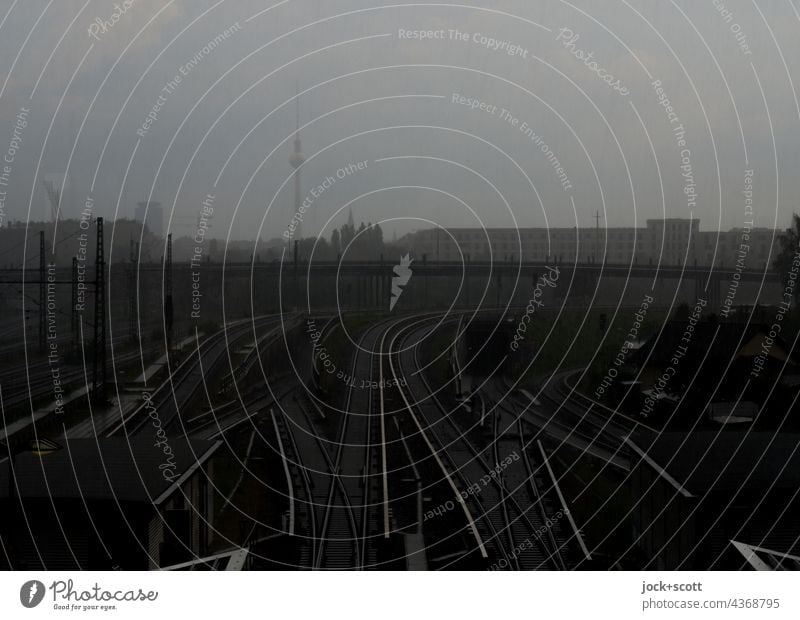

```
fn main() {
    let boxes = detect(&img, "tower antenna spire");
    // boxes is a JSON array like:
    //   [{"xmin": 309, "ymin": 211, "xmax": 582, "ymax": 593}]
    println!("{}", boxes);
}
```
[
  {"xmin": 295, "ymin": 84, "xmax": 300, "ymax": 133},
  {"xmin": 289, "ymin": 89, "xmax": 306, "ymax": 240}
]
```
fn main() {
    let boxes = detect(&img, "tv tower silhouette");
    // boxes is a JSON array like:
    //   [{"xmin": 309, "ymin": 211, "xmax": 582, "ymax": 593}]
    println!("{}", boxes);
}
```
[{"xmin": 288, "ymin": 96, "xmax": 305, "ymax": 241}]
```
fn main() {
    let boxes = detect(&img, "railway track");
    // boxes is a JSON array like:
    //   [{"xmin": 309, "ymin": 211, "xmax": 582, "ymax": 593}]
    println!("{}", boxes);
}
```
[
  {"xmin": 231, "ymin": 312, "xmax": 578, "ymax": 570},
  {"xmin": 386, "ymin": 317, "xmax": 495, "ymax": 566},
  {"xmin": 269, "ymin": 402, "xmax": 318, "ymax": 568},
  {"xmin": 0, "ymin": 337, "xmax": 151, "ymax": 411},
  {"xmin": 106, "ymin": 315, "xmax": 287, "ymax": 437},
  {"xmin": 312, "ymin": 315, "xmax": 409, "ymax": 569},
  {"xmin": 186, "ymin": 317, "xmax": 305, "ymax": 439},
  {"xmin": 267, "ymin": 313, "xmax": 441, "ymax": 569},
  {"xmin": 389, "ymin": 316, "xmax": 574, "ymax": 569},
  {"xmin": 282, "ymin": 389, "xmax": 360, "ymax": 569},
  {"xmin": 483, "ymin": 375, "xmax": 631, "ymax": 471}
]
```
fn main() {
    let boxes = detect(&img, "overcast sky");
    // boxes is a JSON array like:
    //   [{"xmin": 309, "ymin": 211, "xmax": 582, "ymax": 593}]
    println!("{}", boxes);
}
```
[{"xmin": 1, "ymin": 0, "xmax": 799, "ymax": 242}]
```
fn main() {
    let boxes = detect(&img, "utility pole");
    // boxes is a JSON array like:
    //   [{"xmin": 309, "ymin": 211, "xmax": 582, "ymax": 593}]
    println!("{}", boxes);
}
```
[
  {"xmin": 71, "ymin": 256, "xmax": 78, "ymax": 359},
  {"xmin": 93, "ymin": 218, "xmax": 106, "ymax": 402},
  {"xmin": 39, "ymin": 231, "xmax": 45, "ymax": 352},
  {"xmin": 129, "ymin": 240, "xmax": 139, "ymax": 344},
  {"xmin": 293, "ymin": 240, "xmax": 299, "ymax": 309},
  {"xmin": 593, "ymin": 210, "xmax": 602, "ymax": 264},
  {"xmin": 465, "ymin": 254, "xmax": 470, "ymax": 308},
  {"xmin": 164, "ymin": 233, "xmax": 174, "ymax": 354}
]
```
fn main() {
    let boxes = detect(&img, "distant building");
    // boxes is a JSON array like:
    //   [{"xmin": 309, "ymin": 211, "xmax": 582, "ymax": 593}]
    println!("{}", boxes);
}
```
[
  {"xmin": 401, "ymin": 219, "xmax": 782, "ymax": 269},
  {"xmin": 135, "ymin": 201, "xmax": 164, "ymax": 239}
]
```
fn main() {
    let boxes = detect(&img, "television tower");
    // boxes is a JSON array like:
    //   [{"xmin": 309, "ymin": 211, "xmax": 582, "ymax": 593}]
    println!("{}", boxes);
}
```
[{"xmin": 288, "ymin": 97, "xmax": 305, "ymax": 241}]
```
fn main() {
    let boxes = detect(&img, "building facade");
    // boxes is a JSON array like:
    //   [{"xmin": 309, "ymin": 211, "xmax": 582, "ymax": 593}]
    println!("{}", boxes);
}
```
[{"xmin": 402, "ymin": 219, "xmax": 782, "ymax": 270}]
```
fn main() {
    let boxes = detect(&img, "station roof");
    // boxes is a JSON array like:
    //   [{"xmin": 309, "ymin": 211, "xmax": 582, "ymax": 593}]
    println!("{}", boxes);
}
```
[
  {"xmin": 731, "ymin": 541, "xmax": 800, "ymax": 571},
  {"xmin": 0, "ymin": 437, "xmax": 221, "ymax": 505},
  {"xmin": 628, "ymin": 430, "xmax": 800, "ymax": 496}
]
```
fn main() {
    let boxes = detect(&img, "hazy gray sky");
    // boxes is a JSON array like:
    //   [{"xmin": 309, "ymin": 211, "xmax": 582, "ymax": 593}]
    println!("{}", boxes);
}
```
[{"xmin": 1, "ymin": 0, "xmax": 799, "ymax": 242}]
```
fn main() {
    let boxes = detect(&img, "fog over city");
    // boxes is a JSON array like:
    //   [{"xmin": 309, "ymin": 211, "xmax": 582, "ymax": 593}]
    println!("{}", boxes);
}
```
[
  {"xmin": 1, "ymin": 0, "xmax": 799, "ymax": 244},
  {"xmin": 4, "ymin": 0, "xmax": 800, "ymax": 586}
]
